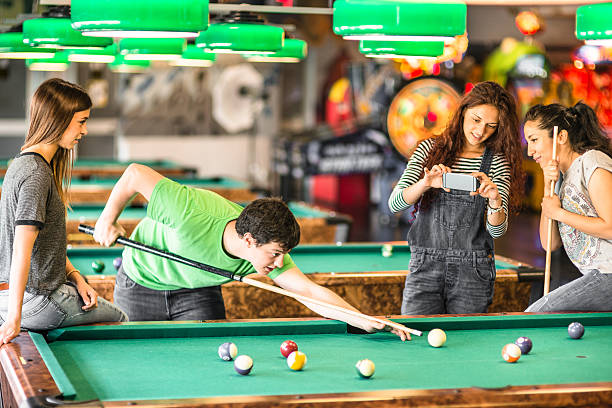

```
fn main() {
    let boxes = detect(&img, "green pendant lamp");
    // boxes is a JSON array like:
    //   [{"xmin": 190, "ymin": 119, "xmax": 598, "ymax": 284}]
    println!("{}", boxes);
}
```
[
  {"xmin": 68, "ymin": 44, "xmax": 117, "ymax": 63},
  {"xmin": 23, "ymin": 18, "xmax": 112, "ymax": 49},
  {"xmin": 170, "ymin": 45, "xmax": 216, "ymax": 67},
  {"xmin": 576, "ymin": 2, "xmax": 612, "ymax": 45},
  {"xmin": 196, "ymin": 23, "xmax": 284, "ymax": 54},
  {"xmin": 245, "ymin": 38, "xmax": 307, "ymax": 63},
  {"xmin": 333, "ymin": 0, "xmax": 466, "ymax": 42},
  {"xmin": 0, "ymin": 32, "xmax": 56, "ymax": 59},
  {"xmin": 109, "ymin": 54, "xmax": 150, "ymax": 73},
  {"xmin": 26, "ymin": 51, "xmax": 70, "ymax": 71},
  {"xmin": 71, "ymin": 0, "xmax": 208, "ymax": 38},
  {"xmin": 359, "ymin": 40, "xmax": 444, "ymax": 59},
  {"xmin": 196, "ymin": 12, "xmax": 284, "ymax": 54},
  {"xmin": 119, "ymin": 38, "xmax": 186, "ymax": 61}
]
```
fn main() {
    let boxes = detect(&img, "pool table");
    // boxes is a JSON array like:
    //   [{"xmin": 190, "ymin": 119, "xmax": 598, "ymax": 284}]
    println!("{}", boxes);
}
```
[
  {"xmin": 69, "ymin": 243, "xmax": 542, "ymax": 315},
  {"xmin": 1, "ymin": 313, "xmax": 611, "ymax": 407},
  {"xmin": 0, "ymin": 158, "xmax": 196, "ymax": 179},
  {"xmin": 66, "ymin": 202, "xmax": 352, "ymax": 246},
  {"xmin": 64, "ymin": 177, "xmax": 258, "ymax": 205}
]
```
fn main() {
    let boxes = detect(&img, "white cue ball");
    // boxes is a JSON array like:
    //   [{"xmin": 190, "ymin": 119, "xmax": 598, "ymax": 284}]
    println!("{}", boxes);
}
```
[
  {"xmin": 355, "ymin": 359, "xmax": 375, "ymax": 378},
  {"xmin": 428, "ymin": 328, "xmax": 446, "ymax": 348}
]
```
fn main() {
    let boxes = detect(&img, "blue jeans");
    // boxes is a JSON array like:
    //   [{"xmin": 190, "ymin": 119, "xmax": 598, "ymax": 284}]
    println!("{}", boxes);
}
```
[
  {"xmin": 113, "ymin": 267, "xmax": 226, "ymax": 321},
  {"xmin": 401, "ymin": 249, "xmax": 495, "ymax": 315},
  {"xmin": 525, "ymin": 270, "xmax": 612, "ymax": 312},
  {"xmin": 0, "ymin": 282, "xmax": 127, "ymax": 330}
]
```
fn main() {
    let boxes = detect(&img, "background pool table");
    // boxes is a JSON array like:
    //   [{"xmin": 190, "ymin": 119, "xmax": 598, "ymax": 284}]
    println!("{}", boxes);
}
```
[
  {"xmin": 1, "ymin": 313, "xmax": 611, "ymax": 407},
  {"xmin": 0, "ymin": 158, "xmax": 195, "ymax": 179},
  {"xmin": 67, "ymin": 202, "xmax": 352, "ymax": 245},
  {"xmin": 66, "ymin": 176, "xmax": 258, "ymax": 204},
  {"xmin": 69, "ymin": 243, "xmax": 542, "ymax": 315}
]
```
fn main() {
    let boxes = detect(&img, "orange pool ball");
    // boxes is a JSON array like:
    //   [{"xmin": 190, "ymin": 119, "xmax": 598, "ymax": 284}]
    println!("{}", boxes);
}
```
[{"xmin": 501, "ymin": 343, "xmax": 521, "ymax": 363}]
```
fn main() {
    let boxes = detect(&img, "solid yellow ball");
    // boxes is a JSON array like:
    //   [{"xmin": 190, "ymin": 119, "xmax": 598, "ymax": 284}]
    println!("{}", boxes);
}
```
[{"xmin": 427, "ymin": 328, "xmax": 446, "ymax": 348}]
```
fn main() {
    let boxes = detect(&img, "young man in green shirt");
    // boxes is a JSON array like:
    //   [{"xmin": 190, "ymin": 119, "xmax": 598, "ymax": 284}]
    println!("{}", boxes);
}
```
[{"xmin": 94, "ymin": 164, "xmax": 410, "ymax": 340}]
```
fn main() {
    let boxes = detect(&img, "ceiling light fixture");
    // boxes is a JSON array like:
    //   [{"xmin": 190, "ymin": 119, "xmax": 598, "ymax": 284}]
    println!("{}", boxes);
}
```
[
  {"xmin": 119, "ymin": 38, "xmax": 186, "ymax": 61},
  {"xmin": 245, "ymin": 38, "xmax": 307, "ymax": 63},
  {"xmin": 576, "ymin": 2, "xmax": 612, "ymax": 46},
  {"xmin": 333, "ymin": 0, "xmax": 466, "ymax": 43},
  {"xmin": 71, "ymin": 0, "xmax": 208, "ymax": 38}
]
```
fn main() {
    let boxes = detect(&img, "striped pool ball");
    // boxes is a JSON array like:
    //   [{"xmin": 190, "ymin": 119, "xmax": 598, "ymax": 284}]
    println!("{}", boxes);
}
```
[
  {"xmin": 233, "ymin": 355, "xmax": 253, "ymax": 375},
  {"xmin": 502, "ymin": 343, "xmax": 521, "ymax": 363},
  {"xmin": 287, "ymin": 351, "xmax": 307, "ymax": 371},
  {"xmin": 218, "ymin": 342, "xmax": 238, "ymax": 361}
]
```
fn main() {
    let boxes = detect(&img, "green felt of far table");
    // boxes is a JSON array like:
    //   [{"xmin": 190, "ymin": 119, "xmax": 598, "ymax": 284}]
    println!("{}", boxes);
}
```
[
  {"xmin": 1, "ymin": 313, "xmax": 611, "ymax": 407},
  {"xmin": 70, "ymin": 243, "xmax": 540, "ymax": 317},
  {"xmin": 69, "ymin": 244, "xmax": 519, "ymax": 277}
]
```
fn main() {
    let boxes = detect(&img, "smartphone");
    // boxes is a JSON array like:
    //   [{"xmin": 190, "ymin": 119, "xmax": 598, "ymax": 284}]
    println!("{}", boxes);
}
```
[{"xmin": 442, "ymin": 173, "xmax": 480, "ymax": 192}]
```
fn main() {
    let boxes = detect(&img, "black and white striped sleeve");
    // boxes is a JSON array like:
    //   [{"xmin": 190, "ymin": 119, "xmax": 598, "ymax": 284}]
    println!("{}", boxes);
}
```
[
  {"xmin": 486, "ymin": 154, "xmax": 511, "ymax": 238},
  {"xmin": 388, "ymin": 139, "xmax": 434, "ymax": 213}
]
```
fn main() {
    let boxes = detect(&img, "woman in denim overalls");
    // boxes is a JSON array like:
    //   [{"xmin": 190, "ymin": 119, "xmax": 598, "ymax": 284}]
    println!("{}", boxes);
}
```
[{"xmin": 388, "ymin": 82, "xmax": 525, "ymax": 315}]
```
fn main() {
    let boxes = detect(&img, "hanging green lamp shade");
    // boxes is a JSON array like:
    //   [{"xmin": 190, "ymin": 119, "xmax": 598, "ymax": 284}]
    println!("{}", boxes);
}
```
[
  {"xmin": 359, "ymin": 40, "xmax": 444, "ymax": 59},
  {"xmin": 0, "ymin": 32, "xmax": 56, "ymax": 59},
  {"xmin": 71, "ymin": 0, "xmax": 208, "ymax": 38},
  {"xmin": 67, "ymin": 44, "xmax": 117, "ymax": 63},
  {"xmin": 23, "ymin": 18, "xmax": 112, "ymax": 49},
  {"xmin": 26, "ymin": 51, "xmax": 70, "ymax": 71},
  {"xmin": 246, "ymin": 38, "xmax": 307, "ymax": 63},
  {"xmin": 196, "ymin": 23, "xmax": 284, "ymax": 54},
  {"xmin": 170, "ymin": 45, "xmax": 216, "ymax": 67},
  {"xmin": 333, "ymin": 0, "xmax": 466, "ymax": 42},
  {"xmin": 109, "ymin": 54, "xmax": 150, "ymax": 73},
  {"xmin": 119, "ymin": 38, "xmax": 186, "ymax": 61},
  {"xmin": 576, "ymin": 2, "xmax": 612, "ymax": 45}
]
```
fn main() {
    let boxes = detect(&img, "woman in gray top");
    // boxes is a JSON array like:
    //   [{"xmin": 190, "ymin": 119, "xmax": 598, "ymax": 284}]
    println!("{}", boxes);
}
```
[
  {"xmin": 524, "ymin": 102, "xmax": 612, "ymax": 312},
  {"xmin": 0, "ymin": 78, "xmax": 126, "ymax": 344}
]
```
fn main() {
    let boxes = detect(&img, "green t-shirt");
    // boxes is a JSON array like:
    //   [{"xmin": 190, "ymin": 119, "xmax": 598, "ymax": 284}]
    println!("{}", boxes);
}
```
[{"xmin": 122, "ymin": 178, "xmax": 296, "ymax": 290}]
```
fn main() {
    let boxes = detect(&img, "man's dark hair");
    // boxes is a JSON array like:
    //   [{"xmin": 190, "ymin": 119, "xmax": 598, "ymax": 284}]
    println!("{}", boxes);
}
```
[{"xmin": 235, "ymin": 198, "xmax": 300, "ymax": 252}]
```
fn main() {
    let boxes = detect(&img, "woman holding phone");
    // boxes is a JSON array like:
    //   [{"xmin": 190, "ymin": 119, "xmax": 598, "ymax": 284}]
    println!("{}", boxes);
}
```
[{"xmin": 388, "ymin": 81, "xmax": 524, "ymax": 315}]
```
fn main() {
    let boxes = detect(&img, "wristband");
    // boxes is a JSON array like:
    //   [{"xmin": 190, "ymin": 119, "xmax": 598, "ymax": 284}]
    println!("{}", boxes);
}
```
[{"xmin": 67, "ymin": 270, "xmax": 80, "ymax": 278}]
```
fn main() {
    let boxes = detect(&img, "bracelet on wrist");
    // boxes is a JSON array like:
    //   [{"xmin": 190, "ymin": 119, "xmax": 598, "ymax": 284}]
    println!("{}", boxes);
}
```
[
  {"xmin": 67, "ymin": 270, "xmax": 80, "ymax": 278},
  {"xmin": 487, "ymin": 202, "xmax": 503, "ymax": 216}
]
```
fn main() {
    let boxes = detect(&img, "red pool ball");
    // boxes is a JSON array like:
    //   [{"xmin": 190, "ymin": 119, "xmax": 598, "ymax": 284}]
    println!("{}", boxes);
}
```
[{"xmin": 280, "ymin": 340, "xmax": 298, "ymax": 358}]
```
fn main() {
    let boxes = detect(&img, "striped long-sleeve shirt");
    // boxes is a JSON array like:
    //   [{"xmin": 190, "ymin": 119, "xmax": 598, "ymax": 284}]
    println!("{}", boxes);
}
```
[{"xmin": 388, "ymin": 138, "xmax": 511, "ymax": 238}]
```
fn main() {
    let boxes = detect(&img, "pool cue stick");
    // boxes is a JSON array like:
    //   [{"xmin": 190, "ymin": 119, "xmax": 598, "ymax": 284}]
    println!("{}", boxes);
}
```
[
  {"xmin": 78, "ymin": 224, "xmax": 422, "ymax": 337},
  {"xmin": 543, "ymin": 125, "xmax": 559, "ymax": 296}
]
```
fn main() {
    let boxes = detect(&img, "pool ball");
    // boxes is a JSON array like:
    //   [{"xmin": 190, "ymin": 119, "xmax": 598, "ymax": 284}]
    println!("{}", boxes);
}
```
[
  {"xmin": 514, "ymin": 336, "xmax": 533, "ymax": 354},
  {"xmin": 501, "ymin": 343, "xmax": 521, "ymax": 363},
  {"xmin": 381, "ymin": 244, "xmax": 393, "ymax": 257},
  {"xmin": 218, "ymin": 342, "xmax": 238, "ymax": 361},
  {"xmin": 568, "ymin": 322, "xmax": 585, "ymax": 339},
  {"xmin": 91, "ymin": 260, "xmax": 105, "ymax": 273},
  {"xmin": 280, "ymin": 340, "xmax": 298, "ymax": 358},
  {"xmin": 287, "ymin": 351, "xmax": 307, "ymax": 371},
  {"xmin": 427, "ymin": 328, "xmax": 446, "ymax": 348},
  {"xmin": 355, "ymin": 359, "xmax": 375, "ymax": 379},
  {"xmin": 113, "ymin": 257, "xmax": 123, "ymax": 270},
  {"xmin": 233, "ymin": 355, "xmax": 253, "ymax": 375}
]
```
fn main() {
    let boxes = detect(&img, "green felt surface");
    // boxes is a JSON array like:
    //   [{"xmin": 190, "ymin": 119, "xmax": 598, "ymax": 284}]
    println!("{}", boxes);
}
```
[
  {"xmin": 38, "ymin": 314, "xmax": 612, "ymax": 402},
  {"xmin": 69, "ymin": 244, "xmax": 521, "ymax": 277}
]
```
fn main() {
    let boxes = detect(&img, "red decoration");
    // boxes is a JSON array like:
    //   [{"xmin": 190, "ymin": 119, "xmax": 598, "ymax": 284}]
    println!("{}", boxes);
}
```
[{"xmin": 515, "ymin": 11, "xmax": 542, "ymax": 36}]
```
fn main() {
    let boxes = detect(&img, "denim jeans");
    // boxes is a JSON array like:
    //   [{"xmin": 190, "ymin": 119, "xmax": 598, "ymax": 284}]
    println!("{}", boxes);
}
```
[
  {"xmin": 113, "ymin": 266, "xmax": 226, "ymax": 321},
  {"xmin": 525, "ymin": 270, "xmax": 612, "ymax": 312},
  {"xmin": 401, "ymin": 248, "xmax": 495, "ymax": 315},
  {"xmin": 0, "ymin": 282, "xmax": 127, "ymax": 331}
]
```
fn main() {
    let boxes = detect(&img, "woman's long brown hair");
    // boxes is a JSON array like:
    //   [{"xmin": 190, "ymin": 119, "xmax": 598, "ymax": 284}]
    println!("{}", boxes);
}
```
[
  {"xmin": 21, "ymin": 78, "xmax": 92, "ymax": 207},
  {"xmin": 421, "ymin": 81, "xmax": 525, "ymax": 213}
]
